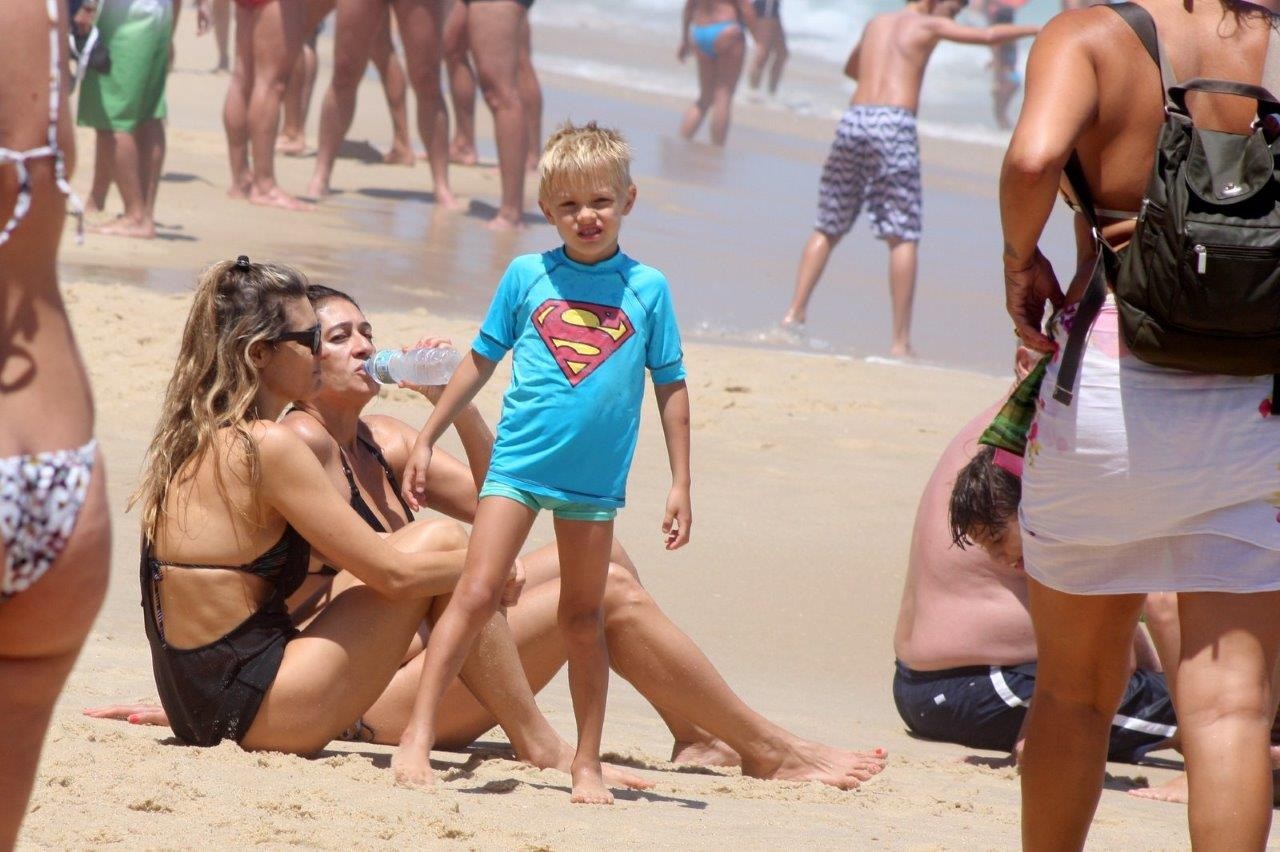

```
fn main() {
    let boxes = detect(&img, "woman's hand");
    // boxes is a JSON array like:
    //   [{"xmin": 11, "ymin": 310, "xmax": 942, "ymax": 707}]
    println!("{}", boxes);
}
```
[
  {"xmin": 1005, "ymin": 249, "xmax": 1063, "ymax": 354},
  {"xmin": 501, "ymin": 558, "xmax": 526, "ymax": 607}
]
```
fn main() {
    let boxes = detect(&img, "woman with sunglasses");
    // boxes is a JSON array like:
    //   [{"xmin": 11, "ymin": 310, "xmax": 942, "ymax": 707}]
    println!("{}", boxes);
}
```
[{"xmin": 131, "ymin": 256, "xmax": 483, "ymax": 754}]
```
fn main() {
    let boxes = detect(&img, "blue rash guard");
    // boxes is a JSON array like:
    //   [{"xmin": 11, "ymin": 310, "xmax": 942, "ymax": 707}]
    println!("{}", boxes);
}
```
[{"xmin": 471, "ymin": 247, "xmax": 686, "ymax": 508}]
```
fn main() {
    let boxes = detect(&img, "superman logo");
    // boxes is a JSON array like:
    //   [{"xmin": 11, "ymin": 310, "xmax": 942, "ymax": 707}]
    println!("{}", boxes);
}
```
[{"xmin": 532, "ymin": 299, "xmax": 635, "ymax": 386}]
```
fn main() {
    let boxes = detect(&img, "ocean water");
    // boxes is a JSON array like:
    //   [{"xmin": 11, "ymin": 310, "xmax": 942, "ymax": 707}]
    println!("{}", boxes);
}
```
[{"xmin": 532, "ymin": 0, "xmax": 1068, "ymax": 145}]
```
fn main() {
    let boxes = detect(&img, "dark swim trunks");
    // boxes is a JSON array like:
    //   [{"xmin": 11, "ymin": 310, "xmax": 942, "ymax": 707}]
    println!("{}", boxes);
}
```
[{"xmin": 892, "ymin": 660, "xmax": 1177, "ymax": 763}]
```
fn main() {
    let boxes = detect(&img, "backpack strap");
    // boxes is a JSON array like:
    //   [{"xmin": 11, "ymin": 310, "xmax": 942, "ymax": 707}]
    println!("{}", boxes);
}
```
[
  {"xmin": 1109, "ymin": 2, "xmax": 1177, "ymax": 109},
  {"xmin": 1263, "ymin": 27, "xmax": 1280, "ymax": 100}
]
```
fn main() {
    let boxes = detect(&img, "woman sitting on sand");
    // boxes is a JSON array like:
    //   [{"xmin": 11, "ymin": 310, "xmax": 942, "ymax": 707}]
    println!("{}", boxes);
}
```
[
  {"xmin": 94, "ymin": 283, "xmax": 886, "ymax": 789},
  {"xmin": 121, "ymin": 257, "xmax": 653, "ymax": 788}
]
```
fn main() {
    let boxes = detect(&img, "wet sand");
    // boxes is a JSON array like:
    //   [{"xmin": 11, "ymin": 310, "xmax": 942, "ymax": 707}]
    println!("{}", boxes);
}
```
[{"xmin": 25, "ymin": 18, "xmax": 1228, "ymax": 851}]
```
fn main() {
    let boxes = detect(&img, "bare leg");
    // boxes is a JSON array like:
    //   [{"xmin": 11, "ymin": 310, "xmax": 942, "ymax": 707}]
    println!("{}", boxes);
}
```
[
  {"xmin": 782, "ymin": 229, "xmax": 841, "ymax": 327},
  {"xmin": 680, "ymin": 50, "xmax": 715, "ymax": 141},
  {"xmin": 886, "ymin": 237, "xmax": 917, "ymax": 358},
  {"xmin": 240, "ymin": 520, "xmax": 468, "ymax": 754},
  {"xmin": 707, "ymin": 29, "xmax": 745, "ymax": 146},
  {"xmin": 1020, "ymin": 580, "xmax": 1146, "ymax": 852},
  {"xmin": 393, "ymin": 497, "xmax": 537, "ymax": 787},
  {"xmin": 766, "ymin": 24, "xmax": 787, "ymax": 95},
  {"xmin": 212, "ymin": 0, "xmax": 232, "ymax": 73},
  {"xmin": 136, "ymin": 118, "xmax": 165, "ymax": 223},
  {"xmin": 391, "ymin": 0, "xmax": 459, "ymax": 208},
  {"xmin": 442, "ymin": 0, "xmax": 477, "ymax": 165},
  {"xmin": 748, "ymin": 20, "xmax": 786, "ymax": 95},
  {"xmin": 306, "ymin": 0, "xmax": 381, "ymax": 197},
  {"xmin": 466, "ymin": 0, "xmax": 526, "ymax": 227},
  {"xmin": 85, "ymin": 129, "xmax": 114, "ymax": 213},
  {"xmin": 1175, "ymin": 590, "xmax": 1280, "ymax": 850},
  {"xmin": 92, "ymin": 130, "xmax": 155, "ymax": 238},
  {"xmin": 0, "ymin": 461, "xmax": 109, "ymax": 851},
  {"xmin": 222, "ymin": 6, "xmax": 254, "ymax": 197},
  {"xmin": 554, "ymin": 517, "xmax": 615, "ymax": 804},
  {"xmin": 244, "ymin": 0, "xmax": 312, "ymax": 209},
  {"xmin": 277, "ymin": 40, "xmax": 317, "ymax": 156},
  {"xmin": 515, "ymin": 15, "xmax": 541, "ymax": 170},
  {"xmin": 370, "ymin": 8, "xmax": 414, "ymax": 166}
]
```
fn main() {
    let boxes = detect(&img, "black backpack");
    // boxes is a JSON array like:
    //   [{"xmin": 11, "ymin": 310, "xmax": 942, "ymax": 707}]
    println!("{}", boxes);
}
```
[{"xmin": 1053, "ymin": 2, "xmax": 1280, "ymax": 406}]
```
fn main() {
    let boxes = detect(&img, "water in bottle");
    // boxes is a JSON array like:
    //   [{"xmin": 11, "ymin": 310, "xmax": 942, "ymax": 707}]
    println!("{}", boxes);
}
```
[{"xmin": 363, "ymin": 347, "xmax": 462, "ymax": 385}]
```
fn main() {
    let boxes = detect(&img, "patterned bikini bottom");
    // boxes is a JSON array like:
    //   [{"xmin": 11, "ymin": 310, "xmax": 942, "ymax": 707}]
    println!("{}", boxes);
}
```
[{"xmin": 0, "ymin": 438, "xmax": 97, "ymax": 601}]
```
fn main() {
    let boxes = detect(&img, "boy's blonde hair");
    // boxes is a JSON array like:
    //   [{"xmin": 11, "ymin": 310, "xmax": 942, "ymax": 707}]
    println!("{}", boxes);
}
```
[{"xmin": 538, "ymin": 121, "xmax": 633, "ymax": 201}]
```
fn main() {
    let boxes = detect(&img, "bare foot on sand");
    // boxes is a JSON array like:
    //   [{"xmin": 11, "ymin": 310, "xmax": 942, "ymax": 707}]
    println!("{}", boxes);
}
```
[
  {"xmin": 1128, "ymin": 773, "xmax": 1187, "ymax": 804},
  {"xmin": 889, "ymin": 343, "xmax": 918, "ymax": 360},
  {"xmin": 227, "ymin": 181, "xmax": 251, "ymax": 200},
  {"xmin": 83, "ymin": 702, "xmax": 169, "ymax": 726},
  {"xmin": 304, "ymin": 175, "xmax": 333, "ymax": 200},
  {"xmin": 276, "ymin": 134, "xmax": 307, "ymax": 157},
  {"xmin": 92, "ymin": 216, "xmax": 156, "ymax": 239},
  {"xmin": 523, "ymin": 737, "xmax": 652, "ymax": 791},
  {"xmin": 484, "ymin": 213, "xmax": 524, "ymax": 231},
  {"xmin": 671, "ymin": 738, "xmax": 740, "ymax": 768},
  {"xmin": 449, "ymin": 141, "xmax": 478, "ymax": 166},
  {"xmin": 249, "ymin": 185, "xmax": 315, "ymax": 211},
  {"xmin": 391, "ymin": 741, "xmax": 436, "ymax": 789},
  {"xmin": 382, "ymin": 144, "xmax": 416, "ymax": 166},
  {"xmin": 741, "ymin": 738, "xmax": 888, "ymax": 790},
  {"xmin": 570, "ymin": 760, "xmax": 614, "ymax": 805},
  {"xmin": 434, "ymin": 187, "xmax": 465, "ymax": 211}
]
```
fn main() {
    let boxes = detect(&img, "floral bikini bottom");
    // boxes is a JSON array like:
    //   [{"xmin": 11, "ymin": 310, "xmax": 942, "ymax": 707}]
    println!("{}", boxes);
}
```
[{"xmin": 0, "ymin": 438, "xmax": 97, "ymax": 601}]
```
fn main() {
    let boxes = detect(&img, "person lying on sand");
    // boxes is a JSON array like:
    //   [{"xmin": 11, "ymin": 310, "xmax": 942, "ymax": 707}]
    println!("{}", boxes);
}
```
[{"xmin": 87, "ymin": 283, "xmax": 887, "ymax": 791}]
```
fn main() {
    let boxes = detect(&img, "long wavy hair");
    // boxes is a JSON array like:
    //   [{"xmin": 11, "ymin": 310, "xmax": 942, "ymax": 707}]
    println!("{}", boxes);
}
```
[{"xmin": 133, "ymin": 258, "xmax": 310, "ymax": 542}]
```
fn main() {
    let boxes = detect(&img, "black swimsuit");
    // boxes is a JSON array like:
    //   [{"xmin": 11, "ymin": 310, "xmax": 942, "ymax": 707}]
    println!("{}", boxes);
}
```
[
  {"xmin": 311, "ymin": 436, "xmax": 415, "ymax": 576},
  {"xmin": 140, "ymin": 527, "xmax": 310, "ymax": 746}
]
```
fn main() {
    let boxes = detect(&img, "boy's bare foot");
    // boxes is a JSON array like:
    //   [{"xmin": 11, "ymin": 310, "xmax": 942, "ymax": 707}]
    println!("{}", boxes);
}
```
[
  {"xmin": 671, "ymin": 737, "xmax": 740, "ymax": 768},
  {"xmin": 276, "ymin": 134, "xmax": 307, "ymax": 157},
  {"xmin": 382, "ymin": 144, "xmax": 416, "ymax": 166},
  {"xmin": 250, "ymin": 185, "xmax": 314, "ymax": 211},
  {"xmin": 449, "ymin": 140, "xmax": 478, "ymax": 166},
  {"xmin": 569, "ymin": 759, "xmax": 614, "ymax": 805},
  {"xmin": 391, "ymin": 741, "xmax": 436, "ymax": 789},
  {"xmin": 92, "ymin": 215, "xmax": 156, "ymax": 239},
  {"xmin": 740, "ymin": 737, "xmax": 888, "ymax": 790}
]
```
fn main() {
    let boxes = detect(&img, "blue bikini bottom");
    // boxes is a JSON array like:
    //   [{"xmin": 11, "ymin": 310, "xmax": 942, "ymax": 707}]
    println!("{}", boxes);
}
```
[{"xmin": 691, "ymin": 21, "xmax": 740, "ymax": 59}]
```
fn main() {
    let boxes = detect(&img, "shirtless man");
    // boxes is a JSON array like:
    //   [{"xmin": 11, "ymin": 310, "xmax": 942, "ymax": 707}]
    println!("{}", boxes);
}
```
[
  {"xmin": 779, "ymin": 0, "xmax": 1037, "ymax": 357},
  {"xmin": 305, "ymin": 0, "xmax": 457, "ymax": 204},
  {"xmin": 893, "ymin": 399, "xmax": 1178, "ymax": 764}
]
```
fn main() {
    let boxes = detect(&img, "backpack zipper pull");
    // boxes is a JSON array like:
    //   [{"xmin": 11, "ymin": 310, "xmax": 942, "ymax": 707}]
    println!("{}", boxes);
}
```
[{"xmin": 1194, "ymin": 243, "xmax": 1208, "ymax": 274}]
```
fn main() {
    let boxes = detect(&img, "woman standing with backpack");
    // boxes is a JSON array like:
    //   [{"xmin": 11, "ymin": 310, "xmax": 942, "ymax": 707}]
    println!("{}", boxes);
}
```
[{"xmin": 1000, "ymin": 1, "xmax": 1280, "ymax": 848}]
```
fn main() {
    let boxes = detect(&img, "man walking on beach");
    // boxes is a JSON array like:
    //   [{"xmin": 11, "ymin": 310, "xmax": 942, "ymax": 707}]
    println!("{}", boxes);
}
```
[{"xmin": 779, "ymin": 0, "xmax": 1037, "ymax": 358}]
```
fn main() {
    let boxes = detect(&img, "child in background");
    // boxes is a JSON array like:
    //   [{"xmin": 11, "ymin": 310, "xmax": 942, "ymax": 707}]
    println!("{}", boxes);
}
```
[{"xmin": 393, "ymin": 122, "xmax": 692, "ymax": 804}]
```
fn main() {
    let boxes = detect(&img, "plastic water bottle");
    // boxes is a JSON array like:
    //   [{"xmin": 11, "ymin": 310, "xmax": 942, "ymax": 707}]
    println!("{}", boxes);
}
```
[{"xmin": 363, "ymin": 347, "xmax": 462, "ymax": 385}]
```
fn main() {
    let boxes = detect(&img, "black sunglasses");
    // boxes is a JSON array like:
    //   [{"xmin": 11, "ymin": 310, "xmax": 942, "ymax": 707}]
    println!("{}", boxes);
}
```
[{"xmin": 272, "ymin": 323, "xmax": 322, "ymax": 355}]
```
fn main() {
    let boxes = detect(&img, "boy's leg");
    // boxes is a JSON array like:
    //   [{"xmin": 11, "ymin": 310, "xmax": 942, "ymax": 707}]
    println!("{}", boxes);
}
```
[
  {"xmin": 553, "ymin": 515, "xmax": 615, "ymax": 804},
  {"xmin": 886, "ymin": 237, "xmax": 917, "ymax": 358},
  {"xmin": 391, "ymin": 495, "xmax": 536, "ymax": 787}
]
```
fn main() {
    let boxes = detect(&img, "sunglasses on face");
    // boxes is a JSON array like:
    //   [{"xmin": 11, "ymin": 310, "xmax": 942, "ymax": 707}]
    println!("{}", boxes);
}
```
[{"xmin": 272, "ymin": 323, "xmax": 322, "ymax": 355}]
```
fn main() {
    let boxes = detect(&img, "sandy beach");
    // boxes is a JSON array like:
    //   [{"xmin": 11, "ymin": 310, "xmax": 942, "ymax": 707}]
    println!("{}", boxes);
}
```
[{"xmin": 18, "ymin": 13, "xmax": 1245, "ymax": 851}]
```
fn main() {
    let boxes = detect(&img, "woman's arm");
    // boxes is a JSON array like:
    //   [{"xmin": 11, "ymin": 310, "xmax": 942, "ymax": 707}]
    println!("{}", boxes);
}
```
[
  {"xmin": 999, "ymin": 12, "xmax": 1099, "ymax": 350},
  {"xmin": 256, "ymin": 423, "xmax": 466, "ymax": 598}
]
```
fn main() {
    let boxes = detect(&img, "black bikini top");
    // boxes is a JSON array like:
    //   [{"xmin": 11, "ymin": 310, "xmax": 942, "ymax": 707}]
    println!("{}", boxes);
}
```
[
  {"xmin": 148, "ymin": 526, "xmax": 311, "ymax": 598},
  {"xmin": 338, "ymin": 435, "xmax": 416, "ymax": 533}
]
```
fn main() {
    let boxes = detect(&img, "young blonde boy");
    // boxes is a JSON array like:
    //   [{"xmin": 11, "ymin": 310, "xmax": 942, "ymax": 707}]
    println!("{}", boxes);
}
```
[{"xmin": 393, "ymin": 122, "xmax": 692, "ymax": 803}]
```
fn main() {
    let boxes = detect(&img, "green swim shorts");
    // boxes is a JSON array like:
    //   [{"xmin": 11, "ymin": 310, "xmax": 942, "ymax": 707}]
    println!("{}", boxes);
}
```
[
  {"xmin": 77, "ymin": 0, "xmax": 172, "ymax": 132},
  {"xmin": 478, "ymin": 479, "xmax": 617, "ymax": 522}
]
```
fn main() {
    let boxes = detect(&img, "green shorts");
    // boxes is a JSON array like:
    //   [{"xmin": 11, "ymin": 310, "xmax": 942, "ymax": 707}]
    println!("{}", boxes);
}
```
[
  {"xmin": 77, "ymin": 1, "xmax": 172, "ymax": 132},
  {"xmin": 478, "ymin": 480, "xmax": 616, "ymax": 522}
]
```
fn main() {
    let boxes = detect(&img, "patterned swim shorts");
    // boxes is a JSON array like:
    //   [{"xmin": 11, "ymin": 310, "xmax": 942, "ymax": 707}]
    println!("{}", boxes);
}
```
[{"xmin": 814, "ymin": 105, "xmax": 921, "ymax": 243}]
